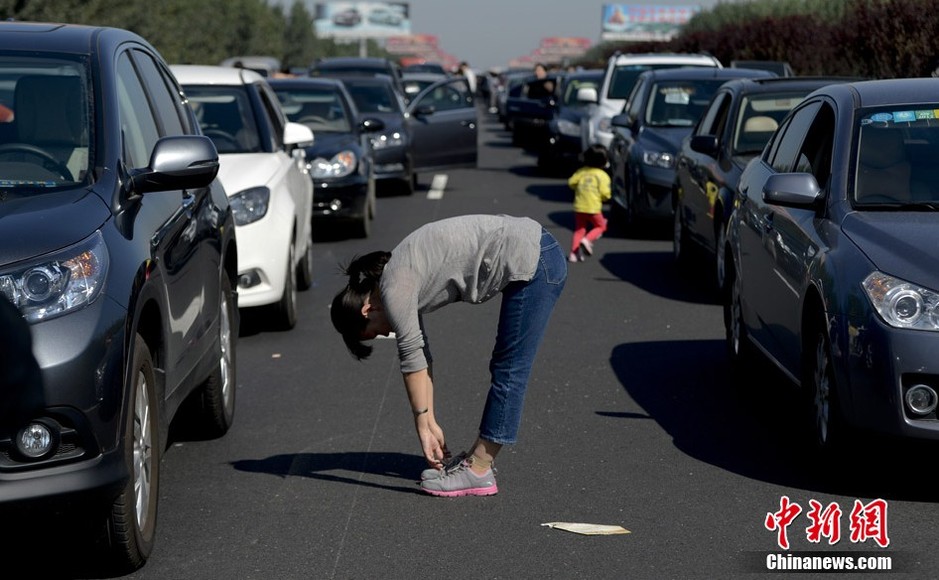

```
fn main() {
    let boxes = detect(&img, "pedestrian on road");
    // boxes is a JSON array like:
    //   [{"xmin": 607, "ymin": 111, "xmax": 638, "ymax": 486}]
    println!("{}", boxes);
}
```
[
  {"xmin": 458, "ymin": 61, "xmax": 477, "ymax": 97},
  {"xmin": 330, "ymin": 214, "xmax": 567, "ymax": 497},
  {"xmin": 567, "ymin": 144, "xmax": 611, "ymax": 262}
]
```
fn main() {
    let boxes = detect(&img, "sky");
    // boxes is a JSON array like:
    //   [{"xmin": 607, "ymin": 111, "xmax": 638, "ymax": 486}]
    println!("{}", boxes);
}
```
[{"xmin": 276, "ymin": 0, "xmax": 727, "ymax": 71}]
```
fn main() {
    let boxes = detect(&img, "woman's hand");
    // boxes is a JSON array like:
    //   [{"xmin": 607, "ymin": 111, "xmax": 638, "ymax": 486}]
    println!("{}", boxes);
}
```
[{"xmin": 416, "ymin": 417, "xmax": 450, "ymax": 467}]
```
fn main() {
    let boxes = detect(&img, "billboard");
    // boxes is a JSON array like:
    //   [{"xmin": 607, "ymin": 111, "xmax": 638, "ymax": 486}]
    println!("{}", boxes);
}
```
[
  {"xmin": 601, "ymin": 4, "xmax": 700, "ymax": 42},
  {"xmin": 314, "ymin": 2, "xmax": 411, "ymax": 39}
]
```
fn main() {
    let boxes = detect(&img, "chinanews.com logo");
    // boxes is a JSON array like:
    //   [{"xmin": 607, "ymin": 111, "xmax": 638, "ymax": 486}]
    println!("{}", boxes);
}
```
[{"xmin": 745, "ymin": 496, "xmax": 908, "ymax": 573}]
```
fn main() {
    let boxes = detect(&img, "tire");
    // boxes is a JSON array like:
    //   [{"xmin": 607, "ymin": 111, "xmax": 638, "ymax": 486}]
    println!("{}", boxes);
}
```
[
  {"xmin": 724, "ymin": 260, "xmax": 755, "ymax": 384},
  {"xmin": 194, "ymin": 274, "xmax": 237, "ymax": 438},
  {"xmin": 273, "ymin": 243, "xmax": 298, "ymax": 330},
  {"xmin": 805, "ymin": 325, "xmax": 850, "ymax": 455},
  {"xmin": 673, "ymin": 199, "xmax": 690, "ymax": 267},
  {"xmin": 714, "ymin": 221, "xmax": 728, "ymax": 293},
  {"xmin": 296, "ymin": 228, "xmax": 314, "ymax": 292},
  {"xmin": 106, "ymin": 334, "xmax": 159, "ymax": 573}
]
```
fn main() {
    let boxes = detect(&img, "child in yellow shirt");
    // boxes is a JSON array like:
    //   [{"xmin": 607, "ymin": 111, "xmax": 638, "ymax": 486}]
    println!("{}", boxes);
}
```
[{"xmin": 567, "ymin": 144, "xmax": 611, "ymax": 262}]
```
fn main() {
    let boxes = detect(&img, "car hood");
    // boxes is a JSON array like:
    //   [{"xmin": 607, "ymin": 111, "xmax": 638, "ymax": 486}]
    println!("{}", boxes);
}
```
[
  {"xmin": 638, "ymin": 126, "xmax": 690, "ymax": 153},
  {"xmin": 302, "ymin": 132, "xmax": 359, "ymax": 159},
  {"xmin": 0, "ymin": 189, "xmax": 109, "ymax": 266},
  {"xmin": 217, "ymin": 153, "xmax": 282, "ymax": 194},
  {"xmin": 842, "ymin": 212, "xmax": 939, "ymax": 289}
]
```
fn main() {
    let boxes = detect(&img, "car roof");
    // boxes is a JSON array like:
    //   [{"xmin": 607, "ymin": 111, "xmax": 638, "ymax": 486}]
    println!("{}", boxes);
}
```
[
  {"xmin": 824, "ymin": 77, "xmax": 939, "ymax": 108},
  {"xmin": 638, "ymin": 67, "xmax": 774, "ymax": 81},
  {"xmin": 267, "ymin": 76, "xmax": 346, "ymax": 89},
  {"xmin": 314, "ymin": 57, "xmax": 393, "ymax": 68},
  {"xmin": 335, "ymin": 74, "xmax": 396, "ymax": 86},
  {"xmin": 171, "ymin": 64, "xmax": 265, "ymax": 86},
  {"xmin": 719, "ymin": 76, "xmax": 861, "ymax": 95},
  {"xmin": 0, "ymin": 20, "xmax": 146, "ymax": 53},
  {"xmin": 612, "ymin": 52, "xmax": 721, "ymax": 66}
]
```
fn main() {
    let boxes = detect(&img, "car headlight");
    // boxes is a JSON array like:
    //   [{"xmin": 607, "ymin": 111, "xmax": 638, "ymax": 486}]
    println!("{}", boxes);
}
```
[
  {"xmin": 311, "ymin": 151, "xmax": 357, "ymax": 179},
  {"xmin": 863, "ymin": 271, "xmax": 939, "ymax": 330},
  {"xmin": 0, "ymin": 231, "xmax": 108, "ymax": 323},
  {"xmin": 642, "ymin": 151, "xmax": 676, "ymax": 169},
  {"xmin": 557, "ymin": 119, "xmax": 581, "ymax": 137},
  {"xmin": 370, "ymin": 131, "xmax": 405, "ymax": 150},
  {"xmin": 597, "ymin": 117, "xmax": 612, "ymax": 134},
  {"xmin": 229, "ymin": 186, "xmax": 270, "ymax": 226}
]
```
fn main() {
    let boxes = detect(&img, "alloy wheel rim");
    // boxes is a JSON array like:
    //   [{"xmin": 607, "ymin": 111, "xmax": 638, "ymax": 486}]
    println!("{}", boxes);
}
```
[
  {"xmin": 133, "ymin": 370, "xmax": 152, "ymax": 530},
  {"xmin": 219, "ymin": 289, "xmax": 232, "ymax": 408},
  {"xmin": 814, "ymin": 336, "xmax": 831, "ymax": 445}
]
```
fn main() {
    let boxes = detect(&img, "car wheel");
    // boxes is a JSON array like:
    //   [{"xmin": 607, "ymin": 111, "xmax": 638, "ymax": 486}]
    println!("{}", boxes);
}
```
[
  {"xmin": 296, "ymin": 228, "xmax": 314, "ymax": 292},
  {"xmin": 673, "ymin": 199, "xmax": 690, "ymax": 266},
  {"xmin": 106, "ymin": 334, "xmax": 159, "ymax": 573},
  {"xmin": 805, "ymin": 325, "xmax": 850, "ymax": 454},
  {"xmin": 274, "ymin": 243, "xmax": 298, "ymax": 330},
  {"xmin": 354, "ymin": 204, "xmax": 371, "ymax": 238},
  {"xmin": 724, "ymin": 261, "xmax": 755, "ymax": 383},
  {"xmin": 194, "ymin": 274, "xmax": 237, "ymax": 438},
  {"xmin": 714, "ymin": 221, "xmax": 727, "ymax": 293}
]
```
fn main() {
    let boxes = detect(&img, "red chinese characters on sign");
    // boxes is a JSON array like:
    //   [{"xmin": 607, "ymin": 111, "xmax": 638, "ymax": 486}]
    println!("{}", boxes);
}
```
[
  {"xmin": 765, "ymin": 497, "xmax": 890, "ymax": 549},
  {"xmin": 765, "ymin": 496, "xmax": 803, "ymax": 550}
]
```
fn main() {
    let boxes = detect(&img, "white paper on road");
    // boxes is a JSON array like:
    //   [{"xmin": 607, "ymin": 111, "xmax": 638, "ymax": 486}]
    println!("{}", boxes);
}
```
[{"xmin": 541, "ymin": 522, "xmax": 631, "ymax": 535}]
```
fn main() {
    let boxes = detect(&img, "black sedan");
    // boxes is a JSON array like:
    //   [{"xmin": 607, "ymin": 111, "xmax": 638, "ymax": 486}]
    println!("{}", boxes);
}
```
[
  {"xmin": 608, "ymin": 67, "xmax": 775, "ymax": 234},
  {"xmin": 337, "ymin": 74, "xmax": 478, "ymax": 195},
  {"xmin": 673, "ymin": 76, "xmax": 853, "ymax": 291},
  {"xmin": 538, "ymin": 68, "xmax": 605, "ymax": 174},
  {"xmin": 269, "ymin": 77, "xmax": 381, "ymax": 238},
  {"xmin": 0, "ymin": 21, "xmax": 237, "ymax": 572},
  {"xmin": 725, "ymin": 77, "xmax": 939, "ymax": 453}
]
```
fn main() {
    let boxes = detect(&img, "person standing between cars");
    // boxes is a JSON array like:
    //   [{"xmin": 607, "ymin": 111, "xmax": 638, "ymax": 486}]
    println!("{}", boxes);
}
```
[
  {"xmin": 458, "ymin": 61, "xmax": 477, "ymax": 97},
  {"xmin": 330, "ymin": 214, "xmax": 567, "ymax": 497},
  {"xmin": 0, "ymin": 295, "xmax": 43, "ymax": 427},
  {"xmin": 567, "ymin": 144, "xmax": 611, "ymax": 262}
]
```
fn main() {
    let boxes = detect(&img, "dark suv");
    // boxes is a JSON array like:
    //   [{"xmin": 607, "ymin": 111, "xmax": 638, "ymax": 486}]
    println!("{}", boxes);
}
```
[{"xmin": 0, "ymin": 21, "xmax": 238, "ymax": 573}]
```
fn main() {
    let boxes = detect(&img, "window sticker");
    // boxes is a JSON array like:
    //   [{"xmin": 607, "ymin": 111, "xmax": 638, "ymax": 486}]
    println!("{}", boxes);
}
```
[
  {"xmin": 869, "ymin": 113, "xmax": 893, "ymax": 123},
  {"xmin": 892, "ymin": 110, "xmax": 916, "ymax": 123},
  {"xmin": 0, "ymin": 180, "xmax": 56, "ymax": 188},
  {"xmin": 661, "ymin": 87, "xmax": 691, "ymax": 105}
]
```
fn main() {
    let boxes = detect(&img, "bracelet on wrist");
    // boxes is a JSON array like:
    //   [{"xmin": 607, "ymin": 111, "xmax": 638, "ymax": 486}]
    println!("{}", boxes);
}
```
[{"xmin": 412, "ymin": 407, "xmax": 429, "ymax": 417}]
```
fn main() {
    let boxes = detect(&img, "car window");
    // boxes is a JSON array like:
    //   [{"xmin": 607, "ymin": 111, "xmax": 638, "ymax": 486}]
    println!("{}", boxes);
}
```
[
  {"xmin": 0, "ymin": 55, "xmax": 91, "ymax": 188},
  {"xmin": 695, "ymin": 90, "xmax": 731, "ymax": 138},
  {"xmin": 344, "ymin": 82, "xmax": 400, "ymax": 113},
  {"xmin": 607, "ymin": 63, "xmax": 714, "ymax": 100},
  {"xmin": 562, "ymin": 76, "xmax": 601, "ymax": 106},
  {"xmin": 275, "ymin": 87, "xmax": 352, "ymax": 133},
  {"xmin": 797, "ymin": 103, "xmax": 835, "ymax": 188},
  {"xmin": 130, "ymin": 49, "xmax": 185, "ymax": 137},
  {"xmin": 733, "ymin": 92, "xmax": 808, "ymax": 156},
  {"xmin": 854, "ymin": 105, "xmax": 939, "ymax": 205},
  {"xmin": 767, "ymin": 101, "xmax": 822, "ymax": 173},
  {"xmin": 183, "ymin": 85, "xmax": 262, "ymax": 154},
  {"xmin": 257, "ymin": 83, "xmax": 285, "ymax": 149},
  {"xmin": 645, "ymin": 79, "xmax": 727, "ymax": 128},
  {"xmin": 117, "ymin": 51, "xmax": 160, "ymax": 169},
  {"xmin": 625, "ymin": 77, "xmax": 647, "ymax": 120},
  {"xmin": 414, "ymin": 78, "xmax": 473, "ymax": 111}
]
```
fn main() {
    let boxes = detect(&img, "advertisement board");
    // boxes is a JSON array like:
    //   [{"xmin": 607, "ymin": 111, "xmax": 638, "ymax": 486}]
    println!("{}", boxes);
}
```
[
  {"xmin": 600, "ymin": 4, "xmax": 700, "ymax": 42},
  {"xmin": 314, "ymin": 2, "xmax": 411, "ymax": 39}
]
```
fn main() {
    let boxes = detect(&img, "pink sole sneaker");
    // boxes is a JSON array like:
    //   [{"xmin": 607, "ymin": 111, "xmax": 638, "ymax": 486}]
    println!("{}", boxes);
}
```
[{"xmin": 419, "ymin": 460, "xmax": 498, "ymax": 497}]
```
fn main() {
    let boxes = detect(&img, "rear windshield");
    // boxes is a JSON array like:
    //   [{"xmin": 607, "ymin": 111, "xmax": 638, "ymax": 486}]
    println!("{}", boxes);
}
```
[
  {"xmin": 274, "ymin": 87, "xmax": 352, "ymax": 133},
  {"xmin": 732, "ymin": 92, "xmax": 810, "ymax": 155},
  {"xmin": 644, "ymin": 79, "xmax": 727, "ymax": 127},
  {"xmin": 608, "ymin": 63, "xmax": 712, "ymax": 100}
]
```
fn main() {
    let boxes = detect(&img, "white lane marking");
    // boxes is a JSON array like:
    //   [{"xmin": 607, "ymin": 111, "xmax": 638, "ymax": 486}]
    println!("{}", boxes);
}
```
[{"xmin": 427, "ymin": 174, "xmax": 448, "ymax": 199}]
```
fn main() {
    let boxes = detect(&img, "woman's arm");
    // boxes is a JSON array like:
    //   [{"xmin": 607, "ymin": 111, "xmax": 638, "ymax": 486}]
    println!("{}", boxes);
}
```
[{"xmin": 403, "ymin": 366, "xmax": 449, "ymax": 467}]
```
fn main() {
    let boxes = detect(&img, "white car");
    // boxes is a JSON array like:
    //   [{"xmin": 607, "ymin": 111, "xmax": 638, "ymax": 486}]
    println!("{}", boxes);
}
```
[
  {"xmin": 579, "ymin": 52, "xmax": 722, "ymax": 150},
  {"xmin": 172, "ymin": 64, "xmax": 315, "ymax": 330}
]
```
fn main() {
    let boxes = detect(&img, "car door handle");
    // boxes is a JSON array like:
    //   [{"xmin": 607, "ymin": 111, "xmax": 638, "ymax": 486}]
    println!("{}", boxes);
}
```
[{"xmin": 461, "ymin": 120, "xmax": 476, "ymax": 129}]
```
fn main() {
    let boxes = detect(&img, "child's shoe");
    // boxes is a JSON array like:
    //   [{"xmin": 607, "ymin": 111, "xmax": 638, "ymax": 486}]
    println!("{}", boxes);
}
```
[
  {"xmin": 568, "ymin": 251, "xmax": 579, "ymax": 263},
  {"xmin": 580, "ymin": 238, "xmax": 594, "ymax": 256}
]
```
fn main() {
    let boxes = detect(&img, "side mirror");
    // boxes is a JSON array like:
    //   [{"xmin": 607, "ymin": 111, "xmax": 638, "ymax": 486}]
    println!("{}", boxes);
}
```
[
  {"xmin": 131, "ymin": 135, "xmax": 219, "ymax": 194},
  {"xmin": 762, "ymin": 173, "xmax": 821, "ymax": 208},
  {"xmin": 284, "ymin": 121, "xmax": 314, "ymax": 147},
  {"xmin": 360, "ymin": 117, "xmax": 386, "ymax": 133},
  {"xmin": 413, "ymin": 104, "xmax": 435, "ymax": 117},
  {"xmin": 690, "ymin": 135, "xmax": 719, "ymax": 156},
  {"xmin": 577, "ymin": 87, "xmax": 598, "ymax": 104},
  {"xmin": 611, "ymin": 112, "xmax": 632, "ymax": 129}
]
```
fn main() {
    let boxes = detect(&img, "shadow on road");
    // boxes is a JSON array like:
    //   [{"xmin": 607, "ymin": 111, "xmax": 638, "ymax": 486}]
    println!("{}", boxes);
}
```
[
  {"xmin": 599, "ymin": 250, "xmax": 721, "ymax": 305},
  {"xmin": 610, "ymin": 338, "xmax": 939, "ymax": 502},
  {"xmin": 232, "ymin": 451, "xmax": 428, "ymax": 495}
]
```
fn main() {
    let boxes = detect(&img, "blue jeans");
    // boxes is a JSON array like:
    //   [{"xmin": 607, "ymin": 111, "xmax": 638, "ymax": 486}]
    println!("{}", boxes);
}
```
[{"xmin": 479, "ymin": 228, "xmax": 567, "ymax": 445}]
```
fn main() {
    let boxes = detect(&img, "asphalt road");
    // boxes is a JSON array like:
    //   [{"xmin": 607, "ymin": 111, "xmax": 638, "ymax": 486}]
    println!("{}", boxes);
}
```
[{"xmin": 49, "ymin": 108, "xmax": 939, "ymax": 579}]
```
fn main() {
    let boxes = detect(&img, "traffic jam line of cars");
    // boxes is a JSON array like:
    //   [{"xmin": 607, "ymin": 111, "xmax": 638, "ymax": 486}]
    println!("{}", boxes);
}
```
[
  {"xmin": 498, "ymin": 50, "xmax": 939, "ymax": 458},
  {"xmin": 0, "ymin": 20, "xmax": 479, "ymax": 574}
]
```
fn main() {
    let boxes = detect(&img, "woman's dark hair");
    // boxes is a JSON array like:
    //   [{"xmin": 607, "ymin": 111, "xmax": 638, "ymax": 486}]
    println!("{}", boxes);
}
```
[
  {"xmin": 583, "ymin": 144, "xmax": 609, "ymax": 169},
  {"xmin": 330, "ymin": 250, "xmax": 391, "ymax": 360}
]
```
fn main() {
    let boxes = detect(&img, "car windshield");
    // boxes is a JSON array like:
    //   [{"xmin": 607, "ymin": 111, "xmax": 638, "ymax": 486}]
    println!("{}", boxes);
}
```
[
  {"xmin": 608, "ymin": 63, "xmax": 711, "ymax": 100},
  {"xmin": 343, "ymin": 81, "xmax": 401, "ymax": 114},
  {"xmin": 645, "ymin": 79, "xmax": 726, "ymax": 127},
  {"xmin": 184, "ymin": 86, "xmax": 261, "ymax": 154},
  {"xmin": 275, "ymin": 87, "xmax": 352, "ymax": 133},
  {"xmin": 0, "ymin": 55, "xmax": 91, "ymax": 194},
  {"xmin": 562, "ymin": 76, "xmax": 602, "ymax": 106},
  {"xmin": 854, "ymin": 106, "xmax": 939, "ymax": 209},
  {"xmin": 732, "ymin": 92, "xmax": 809, "ymax": 155}
]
